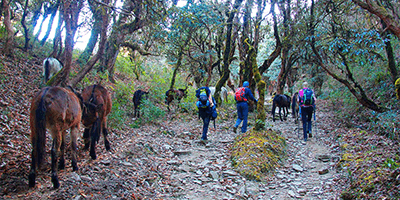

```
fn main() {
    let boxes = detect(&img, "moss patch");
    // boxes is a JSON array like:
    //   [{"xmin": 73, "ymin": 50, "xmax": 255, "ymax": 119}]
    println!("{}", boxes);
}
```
[{"xmin": 230, "ymin": 128, "xmax": 286, "ymax": 181}]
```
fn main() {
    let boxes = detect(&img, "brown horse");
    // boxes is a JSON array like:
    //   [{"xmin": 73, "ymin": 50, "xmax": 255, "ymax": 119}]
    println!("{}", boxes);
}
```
[
  {"xmin": 80, "ymin": 84, "xmax": 112, "ymax": 160},
  {"xmin": 29, "ymin": 86, "xmax": 81, "ymax": 189},
  {"xmin": 165, "ymin": 86, "xmax": 188, "ymax": 111}
]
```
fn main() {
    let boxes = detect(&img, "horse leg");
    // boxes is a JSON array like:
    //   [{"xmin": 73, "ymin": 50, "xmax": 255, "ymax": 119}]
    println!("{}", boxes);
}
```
[
  {"xmin": 89, "ymin": 124, "xmax": 97, "ymax": 160},
  {"xmin": 272, "ymin": 104, "xmax": 276, "ymax": 122},
  {"xmin": 102, "ymin": 119, "xmax": 111, "ymax": 151},
  {"xmin": 83, "ymin": 128, "xmax": 90, "ymax": 150},
  {"xmin": 279, "ymin": 107, "xmax": 283, "ymax": 121},
  {"xmin": 283, "ymin": 107, "xmax": 287, "ymax": 121},
  {"xmin": 70, "ymin": 126, "xmax": 79, "ymax": 171},
  {"xmin": 50, "ymin": 130, "xmax": 61, "ymax": 189},
  {"xmin": 29, "ymin": 138, "xmax": 38, "ymax": 188},
  {"xmin": 134, "ymin": 104, "xmax": 138, "ymax": 118},
  {"xmin": 138, "ymin": 108, "xmax": 141, "ymax": 118},
  {"xmin": 58, "ymin": 130, "xmax": 66, "ymax": 170}
]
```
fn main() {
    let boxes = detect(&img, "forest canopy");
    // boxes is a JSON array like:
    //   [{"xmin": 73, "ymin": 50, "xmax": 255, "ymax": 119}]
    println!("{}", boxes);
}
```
[{"xmin": 0, "ymin": 0, "xmax": 399, "ymax": 114}]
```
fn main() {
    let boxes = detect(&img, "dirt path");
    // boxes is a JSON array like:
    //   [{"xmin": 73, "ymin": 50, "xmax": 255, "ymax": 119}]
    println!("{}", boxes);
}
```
[
  {"xmin": 1, "ymin": 99, "xmax": 343, "ymax": 199},
  {"xmin": 161, "ymin": 101, "xmax": 342, "ymax": 199}
]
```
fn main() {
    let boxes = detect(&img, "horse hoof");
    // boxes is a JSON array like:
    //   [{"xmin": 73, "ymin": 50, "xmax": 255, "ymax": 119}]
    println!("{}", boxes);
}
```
[
  {"xmin": 28, "ymin": 173, "xmax": 36, "ymax": 188},
  {"xmin": 52, "ymin": 176, "xmax": 60, "ymax": 189},
  {"xmin": 105, "ymin": 142, "xmax": 111, "ymax": 151}
]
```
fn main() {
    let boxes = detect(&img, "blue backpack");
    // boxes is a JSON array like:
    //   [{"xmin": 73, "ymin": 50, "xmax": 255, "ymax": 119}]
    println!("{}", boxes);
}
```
[
  {"xmin": 196, "ymin": 87, "xmax": 218, "ymax": 127},
  {"xmin": 302, "ymin": 88, "xmax": 314, "ymax": 106}
]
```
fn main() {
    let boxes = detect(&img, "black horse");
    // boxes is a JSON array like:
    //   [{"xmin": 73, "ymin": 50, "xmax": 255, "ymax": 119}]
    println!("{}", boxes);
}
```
[
  {"xmin": 133, "ymin": 89, "xmax": 149, "ymax": 118},
  {"xmin": 272, "ymin": 94, "xmax": 291, "ymax": 121},
  {"xmin": 292, "ymin": 92, "xmax": 299, "ymax": 123}
]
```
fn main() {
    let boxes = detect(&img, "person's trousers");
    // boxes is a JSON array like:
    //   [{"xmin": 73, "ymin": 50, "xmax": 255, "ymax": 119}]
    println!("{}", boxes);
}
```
[
  {"xmin": 201, "ymin": 116, "xmax": 211, "ymax": 140},
  {"xmin": 235, "ymin": 102, "xmax": 249, "ymax": 133},
  {"xmin": 300, "ymin": 106, "xmax": 314, "ymax": 140}
]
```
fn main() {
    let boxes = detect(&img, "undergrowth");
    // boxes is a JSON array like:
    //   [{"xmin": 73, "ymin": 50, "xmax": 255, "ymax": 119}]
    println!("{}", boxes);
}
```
[{"xmin": 337, "ymin": 129, "xmax": 400, "ymax": 199}]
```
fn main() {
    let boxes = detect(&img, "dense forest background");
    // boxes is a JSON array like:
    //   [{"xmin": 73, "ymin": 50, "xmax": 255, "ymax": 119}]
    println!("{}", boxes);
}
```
[
  {"xmin": 1, "ymin": 0, "xmax": 400, "ymax": 199},
  {"xmin": 1, "ymin": 0, "xmax": 400, "ymax": 115}
]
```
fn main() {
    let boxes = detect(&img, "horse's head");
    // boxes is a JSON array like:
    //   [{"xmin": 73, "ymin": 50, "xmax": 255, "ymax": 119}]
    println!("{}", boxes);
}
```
[
  {"xmin": 178, "ymin": 86, "xmax": 188, "ymax": 99},
  {"xmin": 82, "ymin": 102, "xmax": 103, "ymax": 127},
  {"xmin": 165, "ymin": 89, "xmax": 174, "ymax": 104}
]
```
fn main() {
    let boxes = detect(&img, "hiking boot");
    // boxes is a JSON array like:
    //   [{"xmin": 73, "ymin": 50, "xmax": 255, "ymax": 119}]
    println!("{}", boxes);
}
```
[
  {"xmin": 308, "ymin": 132, "xmax": 312, "ymax": 138},
  {"xmin": 232, "ymin": 126, "xmax": 237, "ymax": 133}
]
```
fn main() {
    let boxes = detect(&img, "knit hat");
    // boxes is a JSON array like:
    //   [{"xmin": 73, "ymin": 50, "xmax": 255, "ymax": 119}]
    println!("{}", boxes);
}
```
[{"xmin": 243, "ymin": 81, "xmax": 249, "ymax": 87}]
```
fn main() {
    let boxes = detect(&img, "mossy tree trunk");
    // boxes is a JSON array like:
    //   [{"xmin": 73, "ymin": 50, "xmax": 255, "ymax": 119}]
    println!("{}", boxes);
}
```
[
  {"xmin": 214, "ymin": 0, "xmax": 243, "ymax": 105},
  {"xmin": 381, "ymin": 21, "xmax": 398, "ymax": 83},
  {"xmin": 248, "ymin": 43, "xmax": 265, "ymax": 130}
]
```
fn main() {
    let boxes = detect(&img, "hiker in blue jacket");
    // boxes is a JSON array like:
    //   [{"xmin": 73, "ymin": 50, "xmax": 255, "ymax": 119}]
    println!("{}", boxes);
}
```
[
  {"xmin": 233, "ymin": 81, "xmax": 258, "ymax": 133},
  {"xmin": 298, "ymin": 82, "xmax": 316, "ymax": 142},
  {"xmin": 196, "ymin": 86, "xmax": 216, "ymax": 141}
]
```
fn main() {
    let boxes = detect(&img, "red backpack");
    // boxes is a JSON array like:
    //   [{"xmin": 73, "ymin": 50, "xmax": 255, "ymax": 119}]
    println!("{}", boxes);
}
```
[{"xmin": 235, "ymin": 87, "xmax": 247, "ymax": 102}]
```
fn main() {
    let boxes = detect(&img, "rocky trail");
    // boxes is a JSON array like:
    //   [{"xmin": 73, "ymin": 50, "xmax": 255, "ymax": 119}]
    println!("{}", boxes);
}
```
[
  {"xmin": 2, "ymin": 101, "xmax": 344, "ymax": 200},
  {"xmin": 158, "ymin": 100, "xmax": 343, "ymax": 199}
]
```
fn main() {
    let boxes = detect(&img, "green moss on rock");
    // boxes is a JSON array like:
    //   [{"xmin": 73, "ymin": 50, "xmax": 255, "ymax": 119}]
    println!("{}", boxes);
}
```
[{"xmin": 230, "ymin": 128, "xmax": 286, "ymax": 181}]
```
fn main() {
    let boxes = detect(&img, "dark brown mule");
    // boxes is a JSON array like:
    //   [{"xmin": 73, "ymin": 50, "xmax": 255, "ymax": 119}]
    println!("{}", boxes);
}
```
[
  {"xmin": 165, "ymin": 86, "xmax": 188, "ymax": 111},
  {"xmin": 81, "ymin": 84, "xmax": 112, "ymax": 160},
  {"xmin": 133, "ymin": 89, "xmax": 149, "ymax": 118},
  {"xmin": 272, "ymin": 94, "xmax": 291, "ymax": 122},
  {"xmin": 29, "ymin": 86, "xmax": 82, "ymax": 189}
]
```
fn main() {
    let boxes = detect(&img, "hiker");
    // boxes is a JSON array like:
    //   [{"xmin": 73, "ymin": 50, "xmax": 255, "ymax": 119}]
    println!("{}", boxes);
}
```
[
  {"xmin": 196, "ymin": 86, "xmax": 217, "ymax": 141},
  {"xmin": 298, "ymin": 82, "xmax": 316, "ymax": 142},
  {"xmin": 233, "ymin": 81, "xmax": 258, "ymax": 133}
]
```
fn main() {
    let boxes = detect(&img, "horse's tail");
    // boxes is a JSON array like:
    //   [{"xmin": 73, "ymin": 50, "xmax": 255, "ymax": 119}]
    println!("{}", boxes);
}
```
[
  {"xmin": 34, "ymin": 88, "xmax": 49, "ymax": 167},
  {"xmin": 44, "ymin": 59, "xmax": 50, "ymax": 83},
  {"xmin": 271, "ymin": 100, "xmax": 276, "ymax": 118},
  {"xmin": 90, "ymin": 117, "xmax": 101, "ymax": 143}
]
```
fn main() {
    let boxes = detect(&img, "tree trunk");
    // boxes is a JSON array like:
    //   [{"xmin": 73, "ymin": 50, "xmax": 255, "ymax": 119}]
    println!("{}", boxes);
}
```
[
  {"xmin": 276, "ymin": 0, "xmax": 292, "ymax": 95},
  {"xmin": 214, "ymin": 0, "xmax": 243, "ymax": 105},
  {"xmin": 50, "ymin": 11, "xmax": 64, "ymax": 58},
  {"xmin": 352, "ymin": 0, "xmax": 400, "ymax": 39},
  {"xmin": 258, "ymin": 0, "xmax": 281, "ymax": 75},
  {"xmin": 52, "ymin": 0, "xmax": 84, "ymax": 86},
  {"xmin": 170, "ymin": 36, "xmax": 191, "ymax": 90},
  {"xmin": 310, "ymin": 0, "xmax": 388, "ymax": 113},
  {"xmin": 3, "ymin": 0, "xmax": 14, "ymax": 56},
  {"xmin": 249, "ymin": 46, "xmax": 266, "ymax": 130},
  {"xmin": 41, "ymin": 1, "xmax": 60, "ymax": 46},
  {"xmin": 77, "ymin": 0, "xmax": 103, "ymax": 66},
  {"xmin": 21, "ymin": 0, "xmax": 30, "ymax": 51},
  {"xmin": 382, "ymin": 21, "xmax": 398, "ymax": 83},
  {"xmin": 70, "ymin": 0, "xmax": 109, "ymax": 87}
]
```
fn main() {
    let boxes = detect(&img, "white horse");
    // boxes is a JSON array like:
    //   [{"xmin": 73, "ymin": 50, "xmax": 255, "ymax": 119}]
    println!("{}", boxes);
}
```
[
  {"xmin": 42, "ymin": 58, "xmax": 63, "ymax": 84},
  {"xmin": 209, "ymin": 86, "xmax": 228, "ymax": 103}
]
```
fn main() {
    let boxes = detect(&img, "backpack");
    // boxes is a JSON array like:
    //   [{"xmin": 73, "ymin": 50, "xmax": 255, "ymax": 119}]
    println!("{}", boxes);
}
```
[
  {"xmin": 235, "ymin": 87, "xmax": 247, "ymax": 102},
  {"xmin": 300, "ymin": 88, "xmax": 314, "ymax": 106},
  {"xmin": 196, "ymin": 87, "xmax": 218, "ymax": 128}
]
